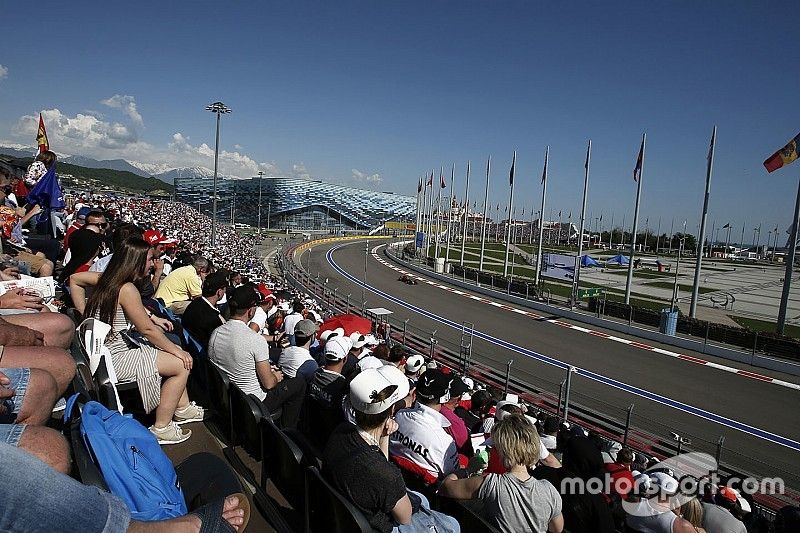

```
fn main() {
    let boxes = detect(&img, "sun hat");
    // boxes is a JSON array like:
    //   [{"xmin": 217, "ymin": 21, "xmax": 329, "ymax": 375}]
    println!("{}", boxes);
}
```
[{"xmin": 350, "ymin": 365, "xmax": 410, "ymax": 415}]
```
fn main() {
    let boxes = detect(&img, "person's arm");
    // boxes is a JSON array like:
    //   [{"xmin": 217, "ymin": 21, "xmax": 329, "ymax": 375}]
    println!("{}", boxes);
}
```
[
  {"xmin": 439, "ymin": 473, "xmax": 485, "ymax": 500},
  {"xmin": 255, "ymin": 359, "xmax": 281, "ymax": 390},
  {"xmin": 150, "ymin": 258, "xmax": 164, "ymax": 291},
  {"xmin": 0, "ymin": 288, "xmax": 45, "ymax": 311},
  {"xmin": 68, "ymin": 271, "xmax": 102, "ymax": 314},
  {"xmin": 19, "ymin": 204, "xmax": 41, "ymax": 225},
  {"xmin": 540, "ymin": 452, "xmax": 561, "ymax": 468},
  {"xmin": 119, "ymin": 283, "xmax": 192, "ymax": 369},
  {"xmin": 548, "ymin": 513, "xmax": 564, "ymax": 533},
  {"xmin": 390, "ymin": 494, "xmax": 413, "ymax": 526}
]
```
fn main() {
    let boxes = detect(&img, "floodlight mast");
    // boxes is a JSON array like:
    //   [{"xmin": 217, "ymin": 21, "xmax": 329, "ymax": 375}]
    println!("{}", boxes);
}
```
[{"xmin": 205, "ymin": 101, "xmax": 232, "ymax": 246}]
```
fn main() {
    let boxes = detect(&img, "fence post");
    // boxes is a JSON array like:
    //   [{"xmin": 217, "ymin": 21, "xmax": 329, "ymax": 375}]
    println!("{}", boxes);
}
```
[
  {"xmin": 504, "ymin": 359, "xmax": 514, "ymax": 394},
  {"xmin": 628, "ymin": 305, "xmax": 633, "ymax": 327},
  {"xmin": 402, "ymin": 319, "xmax": 408, "ymax": 345},
  {"xmin": 715, "ymin": 436, "xmax": 725, "ymax": 465},
  {"xmin": 623, "ymin": 403, "xmax": 634, "ymax": 447},
  {"xmin": 751, "ymin": 331, "xmax": 758, "ymax": 364},
  {"xmin": 507, "ymin": 279, "xmax": 511, "ymax": 295},
  {"xmin": 562, "ymin": 366, "xmax": 575, "ymax": 422},
  {"xmin": 429, "ymin": 332, "xmax": 438, "ymax": 362},
  {"xmin": 556, "ymin": 379, "xmax": 566, "ymax": 419},
  {"xmin": 704, "ymin": 321, "xmax": 710, "ymax": 351},
  {"xmin": 526, "ymin": 284, "xmax": 529, "ymax": 300}
]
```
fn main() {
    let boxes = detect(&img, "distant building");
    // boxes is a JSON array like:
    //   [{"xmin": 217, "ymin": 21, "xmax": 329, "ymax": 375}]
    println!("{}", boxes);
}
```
[{"xmin": 175, "ymin": 176, "xmax": 415, "ymax": 231}]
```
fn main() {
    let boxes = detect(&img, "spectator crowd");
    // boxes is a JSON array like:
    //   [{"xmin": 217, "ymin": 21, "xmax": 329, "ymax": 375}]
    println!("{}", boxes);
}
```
[{"xmin": 0, "ymin": 152, "xmax": 797, "ymax": 532}]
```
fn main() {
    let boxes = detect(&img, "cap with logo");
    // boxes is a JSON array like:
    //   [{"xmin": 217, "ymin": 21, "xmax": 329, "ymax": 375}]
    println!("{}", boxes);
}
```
[
  {"xmin": 414, "ymin": 369, "xmax": 451, "ymax": 404},
  {"xmin": 350, "ymin": 332, "xmax": 367, "ymax": 350},
  {"xmin": 405, "ymin": 354, "xmax": 425, "ymax": 374},
  {"xmin": 349, "ymin": 365, "xmax": 410, "ymax": 415},
  {"xmin": 320, "ymin": 327, "xmax": 345, "ymax": 342}
]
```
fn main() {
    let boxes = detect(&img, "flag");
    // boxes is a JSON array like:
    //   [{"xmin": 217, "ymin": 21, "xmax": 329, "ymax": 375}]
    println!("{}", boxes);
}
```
[
  {"xmin": 722, "ymin": 223, "xmax": 730, "ymax": 229},
  {"xmin": 634, "ymin": 138, "xmax": 644, "ymax": 181},
  {"xmin": 558, "ymin": 210, "xmax": 562, "ymax": 217},
  {"xmin": 509, "ymin": 151, "xmax": 516, "ymax": 186},
  {"xmin": 584, "ymin": 142, "xmax": 591, "ymax": 170},
  {"xmin": 440, "ymin": 170, "xmax": 446, "ymax": 188},
  {"xmin": 26, "ymin": 164, "xmax": 65, "ymax": 211},
  {"xmin": 36, "ymin": 113, "xmax": 49, "ymax": 153},
  {"xmin": 417, "ymin": 178, "xmax": 422, "ymax": 193},
  {"xmin": 764, "ymin": 132, "xmax": 800, "ymax": 173},
  {"xmin": 427, "ymin": 172, "xmax": 433, "ymax": 187}
]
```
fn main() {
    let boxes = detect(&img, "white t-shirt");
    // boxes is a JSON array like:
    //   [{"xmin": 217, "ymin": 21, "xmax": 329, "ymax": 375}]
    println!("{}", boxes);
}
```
[
  {"xmin": 249, "ymin": 306, "xmax": 268, "ymax": 333},
  {"xmin": 278, "ymin": 345, "xmax": 318, "ymax": 380},
  {"xmin": 283, "ymin": 312, "xmax": 303, "ymax": 336},
  {"xmin": 89, "ymin": 253, "xmax": 113, "ymax": 273},
  {"xmin": 390, "ymin": 403, "xmax": 459, "ymax": 479},
  {"xmin": 208, "ymin": 319, "xmax": 270, "ymax": 401}
]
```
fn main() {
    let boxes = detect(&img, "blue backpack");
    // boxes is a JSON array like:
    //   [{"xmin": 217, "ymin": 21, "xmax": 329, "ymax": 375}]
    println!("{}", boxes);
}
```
[{"xmin": 65, "ymin": 395, "xmax": 188, "ymax": 521}]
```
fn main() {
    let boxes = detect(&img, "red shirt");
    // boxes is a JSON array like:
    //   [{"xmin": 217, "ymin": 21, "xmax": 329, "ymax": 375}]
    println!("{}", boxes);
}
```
[{"xmin": 63, "ymin": 222, "xmax": 83, "ymax": 250}]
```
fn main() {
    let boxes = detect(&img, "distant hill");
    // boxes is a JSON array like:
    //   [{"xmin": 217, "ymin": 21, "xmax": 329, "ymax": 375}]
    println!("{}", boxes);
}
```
[
  {"xmin": 62, "ymin": 155, "xmax": 149, "ymax": 177},
  {"xmin": 0, "ymin": 153, "xmax": 174, "ymax": 194}
]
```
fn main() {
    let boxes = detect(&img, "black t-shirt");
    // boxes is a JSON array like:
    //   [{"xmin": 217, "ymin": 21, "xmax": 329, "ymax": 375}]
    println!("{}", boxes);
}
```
[
  {"xmin": 181, "ymin": 297, "xmax": 224, "ymax": 348},
  {"xmin": 322, "ymin": 423, "xmax": 407, "ymax": 533},
  {"xmin": 454, "ymin": 405, "xmax": 482, "ymax": 434}
]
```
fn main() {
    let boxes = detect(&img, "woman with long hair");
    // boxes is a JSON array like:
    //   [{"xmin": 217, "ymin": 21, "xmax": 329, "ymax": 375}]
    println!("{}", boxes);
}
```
[{"xmin": 69, "ymin": 237, "xmax": 204, "ymax": 444}]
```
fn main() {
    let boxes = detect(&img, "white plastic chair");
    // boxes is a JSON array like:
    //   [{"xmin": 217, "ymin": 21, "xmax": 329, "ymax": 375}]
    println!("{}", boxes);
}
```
[{"xmin": 77, "ymin": 318, "xmax": 126, "ymax": 412}]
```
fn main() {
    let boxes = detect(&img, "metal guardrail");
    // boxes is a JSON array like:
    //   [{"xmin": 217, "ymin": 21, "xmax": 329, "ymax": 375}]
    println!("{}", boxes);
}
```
[{"xmin": 276, "ymin": 242, "xmax": 799, "ymax": 511}]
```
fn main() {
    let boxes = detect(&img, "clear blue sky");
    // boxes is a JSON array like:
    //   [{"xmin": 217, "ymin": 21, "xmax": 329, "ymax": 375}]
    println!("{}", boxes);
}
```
[{"xmin": 1, "ymin": 1, "xmax": 797, "ymax": 243}]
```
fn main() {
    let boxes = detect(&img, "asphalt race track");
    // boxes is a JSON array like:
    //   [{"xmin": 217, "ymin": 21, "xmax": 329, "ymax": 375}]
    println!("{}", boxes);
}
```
[{"xmin": 300, "ymin": 238, "xmax": 800, "ymax": 491}]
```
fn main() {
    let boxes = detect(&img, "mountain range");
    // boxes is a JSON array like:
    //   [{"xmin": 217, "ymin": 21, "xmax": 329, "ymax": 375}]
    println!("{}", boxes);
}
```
[{"xmin": 0, "ymin": 145, "xmax": 222, "ymax": 184}]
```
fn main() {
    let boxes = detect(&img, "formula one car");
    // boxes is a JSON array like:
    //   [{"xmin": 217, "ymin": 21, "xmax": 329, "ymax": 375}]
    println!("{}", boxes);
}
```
[{"xmin": 398, "ymin": 274, "xmax": 418, "ymax": 285}]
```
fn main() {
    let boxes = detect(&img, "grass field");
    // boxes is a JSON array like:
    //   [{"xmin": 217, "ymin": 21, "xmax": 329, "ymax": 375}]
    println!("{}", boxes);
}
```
[
  {"xmin": 603, "ymin": 268, "xmax": 673, "ymax": 279},
  {"xmin": 729, "ymin": 316, "xmax": 800, "ymax": 339}
]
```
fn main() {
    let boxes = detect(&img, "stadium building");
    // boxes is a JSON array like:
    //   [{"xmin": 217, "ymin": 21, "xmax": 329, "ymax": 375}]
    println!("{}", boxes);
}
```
[{"xmin": 175, "ymin": 175, "xmax": 416, "ymax": 231}]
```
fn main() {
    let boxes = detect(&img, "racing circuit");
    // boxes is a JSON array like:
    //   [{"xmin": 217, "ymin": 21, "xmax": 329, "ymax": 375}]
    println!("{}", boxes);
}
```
[{"xmin": 293, "ymin": 237, "xmax": 800, "ymax": 497}]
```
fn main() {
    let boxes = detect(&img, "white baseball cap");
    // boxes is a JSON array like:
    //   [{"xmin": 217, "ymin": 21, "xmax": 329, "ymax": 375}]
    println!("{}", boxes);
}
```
[
  {"xmin": 350, "ymin": 331, "xmax": 367, "ymax": 349},
  {"xmin": 405, "ymin": 354, "xmax": 424, "ymax": 374},
  {"xmin": 349, "ymin": 365, "xmax": 410, "ymax": 415},
  {"xmin": 320, "ymin": 327, "xmax": 345, "ymax": 342},
  {"xmin": 325, "ymin": 336, "xmax": 352, "ymax": 361}
]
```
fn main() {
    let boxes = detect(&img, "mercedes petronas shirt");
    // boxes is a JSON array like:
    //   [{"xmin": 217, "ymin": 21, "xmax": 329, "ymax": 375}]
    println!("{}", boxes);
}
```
[{"xmin": 389, "ymin": 402, "xmax": 459, "ymax": 480}]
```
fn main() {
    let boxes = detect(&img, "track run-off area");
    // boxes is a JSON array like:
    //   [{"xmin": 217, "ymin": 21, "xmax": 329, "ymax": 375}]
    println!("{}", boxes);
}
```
[{"xmin": 296, "ymin": 237, "xmax": 800, "ymax": 492}]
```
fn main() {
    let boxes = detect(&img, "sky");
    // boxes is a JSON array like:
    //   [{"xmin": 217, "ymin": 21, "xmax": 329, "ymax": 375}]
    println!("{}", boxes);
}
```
[{"xmin": 0, "ymin": 1, "xmax": 797, "ymax": 243}]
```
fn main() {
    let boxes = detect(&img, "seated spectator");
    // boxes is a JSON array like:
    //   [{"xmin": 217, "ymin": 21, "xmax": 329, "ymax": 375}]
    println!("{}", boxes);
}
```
[
  {"xmin": 0, "ymin": 319, "xmax": 76, "ymax": 393},
  {"xmin": 59, "ymin": 228, "xmax": 105, "ymax": 283},
  {"xmin": 454, "ymin": 388, "xmax": 490, "ymax": 434},
  {"xmin": 439, "ymin": 375, "xmax": 474, "ymax": 457},
  {"xmin": 534, "ymin": 436, "xmax": 616, "ymax": 533},
  {"xmin": 679, "ymin": 498, "xmax": 706, "ymax": 533},
  {"xmin": 63, "ymin": 206, "xmax": 90, "ymax": 252},
  {"xmin": 440, "ymin": 413, "xmax": 564, "ymax": 533},
  {"xmin": 384, "ymin": 344, "xmax": 408, "ymax": 369},
  {"xmin": 282, "ymin": 300, "xmax": 305, "ymax": 345},
  {"xmin": 0, "ymin": 441, "xmax": 248, "ymax": 532},
  {"xmin": 278, "ymin": 319, "xmax": 319, "ymax": 382},
  {"xmin": 70, "ymin": 237, "xmax": 205, "ymax": 444},
  {"xmin": 322, "ymin": 365, "xmax": 460, "ymax": 533},
  {"xmin": 356, "ymin": 336, "xmax": 384, "ymax": 372},
  {"xmin": 89, "ymin": 223, "xmax": 144, "ymax": 273},
  {"xmin": 390, "ymin": 368, "xmax": 459, "ymax": 482},
  {"xmin": 484, "ymin": 401, "xmax": 560, "ymax": 471},
  {"xmin": 0, "ymin": 294, "xmax": 74, "ymax": 349},
  {"xmin": 311, "ymin": 326, "xmax": 343, "ymax": 364},
  {"xmin": 539, "ymin": 415, "xmax": 559, "ymax": 452},
  {"xmin": 404, "ymin": 354, "xmax": 424, "ymax": 382},
  {"xmin": 605, "ymin": 447, "xmax": 635, "ymax": 500},
  {"xmin": 181, "ymin": 271, "xmax": 228, "ymax": 349},
  {"xmin": 626, "ymin": 472, "xmax": 704, "ymax": 533},
  {"xmin": 154, "ymin": 256, "xmax": 210, "ymax": 314},
  {"xmin": 305, "ymin": 336, "xmax": 350, "ymax": 449},
  {"xmin": 0, "ymin": 367, "xmax": 70, "ymax": 474},
  {"xmin": 248, "ymin": 285, "xmax": 285, "ymax": 344},
  {"xmin": 701, "ymin": 487, "xmax": 747, "ymax": 533},
  {"xmin": 208, "ymin": 285, "xmax": 306, "ymax": 428}
]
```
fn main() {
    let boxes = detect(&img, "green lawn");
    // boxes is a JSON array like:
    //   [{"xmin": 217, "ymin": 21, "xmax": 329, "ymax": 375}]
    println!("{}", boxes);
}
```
[
  {"xmin": 645, "ymin": 281, "xmax": 715, "ymax": 294},
  {"xmin": 603, "ymin": 268, "xmax": 673, "ymax": 279},
  {"xmin": 729, "ymin": 316, "xmax": 800, "ymax": 339}
]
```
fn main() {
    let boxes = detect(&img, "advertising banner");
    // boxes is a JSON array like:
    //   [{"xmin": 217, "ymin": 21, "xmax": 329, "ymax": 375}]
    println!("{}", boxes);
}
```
[{"xmin": 541, "ymin": 253, "xmax": 578, "ymax": 281}]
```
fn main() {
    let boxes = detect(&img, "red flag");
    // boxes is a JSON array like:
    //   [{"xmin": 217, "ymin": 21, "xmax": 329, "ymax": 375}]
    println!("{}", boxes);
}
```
[
  {"xmin": 634, "ymin": 138, "xmax": 644, "ymax": 181},
  {"xmin": 764, "ymin": 133, "xmax": 800, "ymax": 173},
  {"xmin": 36, "ymin": 113, "xmax": 49, "ymax": 152}
]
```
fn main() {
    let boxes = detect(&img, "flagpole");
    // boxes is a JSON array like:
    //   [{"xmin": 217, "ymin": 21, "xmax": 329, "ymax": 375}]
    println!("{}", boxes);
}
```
[
  {"xmin": 479, "ymin": 157, "xmax": 491, "ymax": 271},
  {"xmin": 625, "ymin": 133, "xmax": 646, "ymax": 305},
  {"xmin": 574, "ymin": 141, "xmax": 591, "ymax": 303},
  {"xmin": 435, "ymin": 167, "xmax": 444, "ymax": 263},
  {"xmin": 669, "ymin": 218, "xmax": 675, "ymax": 254},
  {"xmin": 421, "ymin": 175, "xmax": 428, "ymax": 256},
  {"xmin": 460, "ymin": 161, "xmax": 471, "ymax": 266},
  {"xmin": 777, "ymin": 176, "xmax": 800, "ymax": 335},
  {"xmin": 425, "ymin": 172, "xmax": 433, "ymax": 256},
  {"xmin": 609, "ymin": 213, "xmax": 615, "ymax": 249},
  {"xmin": 503, "ymin": 151, "xmax": 517, "ymax": 276},
  {"xmin": 535, "ymin": 146, "xmax": 549, "ymax": 287},
  {"xmin": 445, "ymin": 163, "xmax": 455, "ymax": 264},
  {"xmin": 655, "ymin": 217, "xmax": 662, "ymax": 256},
  {"xmin": 415, "ymin": 177, "xmax": 422, "ymax": 238}
]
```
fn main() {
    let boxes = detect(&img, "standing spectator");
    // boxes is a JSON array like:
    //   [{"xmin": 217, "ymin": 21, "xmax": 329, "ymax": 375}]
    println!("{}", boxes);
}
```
[
  {"xmin": 181, "ymin": 271, "xmax": 228, "ymax": 349},
  {"xmin": 208, "ymin": 285, "xmax": 306, "ymax": 428},
  {"xmin": 440, "ymin": 414, "xmax": 564, "ymax": 533},
  {"xmin": 155, "ymin": 256, "xmax": 210, "ymax": 314},
  {"xmin": 70, "ymin": 238, "xmax": 204, "ymax": 444},
  {"xmin": 323, "ymin": 365, "xmax": 459, "ymax": 533},
  {"xmin": 390, "ymin": 368, "xmax": 459, "ymax": 482}
]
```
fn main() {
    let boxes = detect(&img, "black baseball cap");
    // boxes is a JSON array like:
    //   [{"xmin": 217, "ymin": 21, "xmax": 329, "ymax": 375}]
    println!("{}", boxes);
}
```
[{"xmin": 229, "ymin": 285, "xmax": 260, "ymax": 312}]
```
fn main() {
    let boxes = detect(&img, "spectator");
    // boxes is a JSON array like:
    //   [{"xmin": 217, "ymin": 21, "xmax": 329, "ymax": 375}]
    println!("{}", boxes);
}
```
[
  {"xmin": 626, "ymin": 472, "xmax": 704, "ymax": 533},
  {"xmin": 535, "ymin": 436, "xmax": 616, "ymax": 533},
  {"xmin": 775, "ymin": 505, "xmax": 800, "ymax": 533},
  {"xmin": 540, "ymin": 415, "xmax": 559, "ymax": 452},
  {"xmin": 305, "ymin": 335, "xmax": 351, "ymax": 449},
  {"xmin": 208, "ymin": 285, "xmax": 306, "ymax": 428},
  {"xmin": 311, "ymin": 327, "xmax": 343, "ymax": 364},
  {"xmin": 390, "ymin": 368, "xmax": 459, "ymax": 482},
  {"xmin": 248, "ymin": 285, "xmax": 284, "ymax": 344},
  {"xmin": 440, "ymin": 413, "xmax": 564, "ymax": 533},
  {"xmin": 63, "ymin": 206, "xmax": 90, "ymax": 251},
  {"xmin": 701, "ymin": 487, "xmax": 747, "ymax": 533},
  {"xmin": 155, "ymin": 256, "xmax": 210, "ymax": 314},
  {"xmin": 605, "ymin": 447, "xmax": 635, "ymax": 500},
  {"xmin": 439, "ymin": 375, "xmax": 473, "ymax": 457},
  {"xmin": 89, "ymin": 223, "xmax": 144, "ymax": 273},
  {"xmin": 679, "ymin": 498, "xmax": 706, "ymax": 532},
  {"xmin": 59, "ymin": 228, "xmax": 105, "ymax": 283},
  {"xmin": 454, "ymin": 388, "xmax": 491, "ymax": 434},
  {"xmin": 282, "ymin": 299, "xmax": 305, "ymax": 345},
  {"xmin": 70, "ymin": 237, "xmax": 204, "ymax": 444},
  {"xmin": 0, "ymin": 441, "xmax": 249, "ymax": 532},
  {"xmin": 385, "ymin": 344, "xmax": 408, "ymax": 369},
  {"xmin": 278, "ymin": 319, "xmax": 319, "ymax": 382},
  {"xmin": 356, "ymin": 336, "xmax": 384, "ymax": 372},
  {"xmin": 322, "ymin": 365, "xmax": 459, "ymax": 533},
  {"xmin": 404, "ymin": 354, "xmax": 424, "ymax": 382},
  {"xmin": 181, "ymin": 271, "xmax": 228, "ymax": 349}
]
